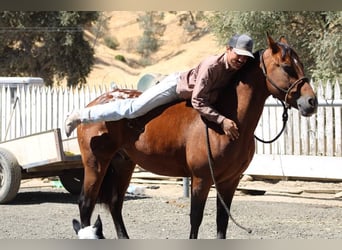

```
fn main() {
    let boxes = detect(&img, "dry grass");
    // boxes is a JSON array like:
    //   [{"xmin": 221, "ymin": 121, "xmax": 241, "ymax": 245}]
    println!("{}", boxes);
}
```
[{"xmin": 85, "ymin": 11, "xmax": 222, "ymax": 88}]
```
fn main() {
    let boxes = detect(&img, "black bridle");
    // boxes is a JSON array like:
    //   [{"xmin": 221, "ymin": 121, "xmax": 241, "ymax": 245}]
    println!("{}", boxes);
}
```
[
  {"xmin": 255, "ymin": 49, "xmax": 309, "ymax": 143},
  {"xmin": 259, "ymin": 50, "xmax": 309, "ymax": 108}
]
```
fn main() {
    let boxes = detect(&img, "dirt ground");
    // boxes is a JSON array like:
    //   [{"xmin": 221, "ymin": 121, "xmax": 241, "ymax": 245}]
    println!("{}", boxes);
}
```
[{"xmin": 0, "ymin": 177, "xmax": 341, "ymax": 239}]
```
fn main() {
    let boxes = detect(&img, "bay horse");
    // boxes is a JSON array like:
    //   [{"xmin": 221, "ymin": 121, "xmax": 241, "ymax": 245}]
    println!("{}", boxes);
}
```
[{"xmin": 73, "ymin": 34, "xmax": 317, "ymax": 239}]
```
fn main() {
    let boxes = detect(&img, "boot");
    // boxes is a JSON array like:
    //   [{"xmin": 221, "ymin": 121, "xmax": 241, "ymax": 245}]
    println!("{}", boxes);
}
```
[{"xmin": 65, "ymin": 111, "xmax": 81, "ymax": 137}]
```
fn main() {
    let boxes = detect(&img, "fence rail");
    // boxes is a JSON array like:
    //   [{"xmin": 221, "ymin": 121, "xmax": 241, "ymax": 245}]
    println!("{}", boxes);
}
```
[{"xmin": 1, "ymin": 80, "xmax": 341, "ymax": 160}]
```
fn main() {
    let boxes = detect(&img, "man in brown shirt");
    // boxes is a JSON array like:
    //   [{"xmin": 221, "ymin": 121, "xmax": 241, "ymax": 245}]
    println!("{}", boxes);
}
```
[{"xmin": 65, "ymin": 34, "xmax": 254, "ymax": 140}]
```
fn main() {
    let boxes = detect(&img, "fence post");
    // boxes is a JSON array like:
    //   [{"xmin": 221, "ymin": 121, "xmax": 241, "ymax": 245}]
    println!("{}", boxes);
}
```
[
  {"xmin": 183, "ymin": 177, "xmax": 189, "ymax": 198},
  {"xmin": 333, "ymin": 81, "xmax": 341, "ymax": 156}
]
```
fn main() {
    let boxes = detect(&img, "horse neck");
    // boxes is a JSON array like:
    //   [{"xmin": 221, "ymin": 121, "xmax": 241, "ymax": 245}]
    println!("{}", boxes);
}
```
[{"xmin": 236, "ymin": 65, "xmax": 270, "ymax": 138}]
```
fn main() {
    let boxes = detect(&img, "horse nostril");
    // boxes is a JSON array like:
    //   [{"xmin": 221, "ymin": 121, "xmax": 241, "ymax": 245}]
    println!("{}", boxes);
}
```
[{"xmin": 308, "ymin": 97, "xmax": 317, "ymax": 107}]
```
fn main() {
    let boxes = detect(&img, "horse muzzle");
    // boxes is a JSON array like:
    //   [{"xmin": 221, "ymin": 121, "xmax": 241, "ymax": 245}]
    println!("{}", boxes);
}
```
[{"xmin": 296, "ymin": 95, "xmax": 318, "ymax": 117}]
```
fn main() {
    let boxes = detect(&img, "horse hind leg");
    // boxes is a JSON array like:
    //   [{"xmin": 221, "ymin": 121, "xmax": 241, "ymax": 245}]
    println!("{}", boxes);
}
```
[
  {"xmin": 78, "ymin": 133, "xmax": 119, "ymax": 228},
  {"xmin": 78, "ymin": 155, "xmax": 111, "ymax": 228},
  {"xmin": 102, "ymin": 151, "xmax": 136, "ymax": 239}
]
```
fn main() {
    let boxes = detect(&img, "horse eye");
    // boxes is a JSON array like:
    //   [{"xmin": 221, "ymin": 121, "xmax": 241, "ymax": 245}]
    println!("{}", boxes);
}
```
[{"xmin": 282, "ymin": 64, "xmax": 297, "ymax": 77}]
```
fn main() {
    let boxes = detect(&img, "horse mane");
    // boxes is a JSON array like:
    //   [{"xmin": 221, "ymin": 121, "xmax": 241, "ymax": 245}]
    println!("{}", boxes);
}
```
[{"xmin": 227, "ymin": 50, "xmax": 262, "ymax": 88}]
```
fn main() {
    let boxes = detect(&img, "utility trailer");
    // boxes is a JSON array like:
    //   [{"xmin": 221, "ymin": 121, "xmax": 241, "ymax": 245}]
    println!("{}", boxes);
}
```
[{"xmin": 0, "ymin": 129, "xmax": 83, "ymax": 203}]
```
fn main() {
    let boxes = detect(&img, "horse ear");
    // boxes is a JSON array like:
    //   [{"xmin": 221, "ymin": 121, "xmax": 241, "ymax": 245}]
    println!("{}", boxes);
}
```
[
  {"xmin": 279, "ymin": 35, "xmax": 288, "ymax": 45},
  {"xmin": 94, "ymin": 215, "xmax": 103, "ymax": 229},
  {"xmin": 266, "ymin": 32, "xmax": 279, "ymax": 54},
  {"xmin": 72, "ymin": 219, "xmax": 81, "ymax": 234},
  {"xmin": 94, "ymin": 215, "xmax": 105, "ymax": 239}
]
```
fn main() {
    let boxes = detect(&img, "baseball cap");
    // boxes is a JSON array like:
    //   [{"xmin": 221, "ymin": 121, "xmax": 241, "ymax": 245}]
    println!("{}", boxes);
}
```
[{"xmin": 228, "ymin": 34, "xmax": 254, "ymax": 58}]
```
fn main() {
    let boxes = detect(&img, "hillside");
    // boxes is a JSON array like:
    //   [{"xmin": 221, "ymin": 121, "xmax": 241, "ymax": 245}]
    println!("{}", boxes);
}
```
[{"xmin": 85, "ymin": 11, "xmax": 223, "ymax": 88}]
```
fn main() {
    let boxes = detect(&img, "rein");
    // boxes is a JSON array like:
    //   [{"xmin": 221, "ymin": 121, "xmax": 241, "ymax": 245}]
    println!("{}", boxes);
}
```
[{"xmin": 205, "ymin": 124, "xmax": 252, "ymax": 234}]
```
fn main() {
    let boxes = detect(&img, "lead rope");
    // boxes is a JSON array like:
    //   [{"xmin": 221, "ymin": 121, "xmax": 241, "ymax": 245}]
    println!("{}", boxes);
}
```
[
  {"xmin": 205, "ymin": 124, "xmax": 252, "ymax": 234},
  {"xmin": 254, "ymin": 100, "xmax": 288, "ymax": 143}
]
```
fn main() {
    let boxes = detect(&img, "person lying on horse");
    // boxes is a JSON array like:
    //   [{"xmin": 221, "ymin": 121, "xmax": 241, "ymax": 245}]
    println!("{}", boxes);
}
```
[{"xmin": 65, "ymin": 34, "xmax": 255, "ymax": 140}]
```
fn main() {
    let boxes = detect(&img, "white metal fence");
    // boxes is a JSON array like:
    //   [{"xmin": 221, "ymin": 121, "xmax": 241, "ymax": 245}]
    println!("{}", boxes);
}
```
[{"xmin": 1, "ymin": 80, "xmax": 341, "ymax": 160}]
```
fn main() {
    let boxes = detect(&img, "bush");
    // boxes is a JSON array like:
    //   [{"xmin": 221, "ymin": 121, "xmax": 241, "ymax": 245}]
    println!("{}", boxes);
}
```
[
  {"xmin": 138, "ymin": 57, "xmax": 152, "ymax": 66},
  {"xmin": 104, "ymin": 36, "xmax": 119, "ymax": 50},
  {"xmin": 114, "ymin": 54, "xmax": 126, "ymax": 63}
]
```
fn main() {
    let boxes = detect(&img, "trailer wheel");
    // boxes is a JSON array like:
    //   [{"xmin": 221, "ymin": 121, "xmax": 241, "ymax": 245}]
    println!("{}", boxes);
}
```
[
  {"xmin": 0, "ymin": 148, "xmax": 22, "ymax": 204},
  {"xmin": 59, "ymin": 169, "xmax": 84, "ymax": 195}
]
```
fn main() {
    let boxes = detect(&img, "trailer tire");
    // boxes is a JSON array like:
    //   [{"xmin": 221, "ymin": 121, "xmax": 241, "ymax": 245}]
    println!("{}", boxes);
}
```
[
  {"xmin": 0, "ymin": 148, "xmax": 22, "ymax": 204},
  {"xmin": 59, "ymin": 169, "xmax": 84, "ymax": 195}
]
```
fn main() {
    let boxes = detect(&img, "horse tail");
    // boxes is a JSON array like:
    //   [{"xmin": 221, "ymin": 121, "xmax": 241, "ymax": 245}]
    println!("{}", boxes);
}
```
[
  {"xmin": 97, "ymin": 162, "xmax": 116, "ymax": 205},
  {"xmin": 97, "ymin": 151, "xmax": 135, "ymax": 205}
]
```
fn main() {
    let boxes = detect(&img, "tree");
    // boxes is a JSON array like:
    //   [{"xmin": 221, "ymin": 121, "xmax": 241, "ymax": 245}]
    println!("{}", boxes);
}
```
[
  {"xmin": 0, "ymin": 11, "xmax": 99, "ymax": 87},
  {"xmin": 136, "ymin": 11, "xmax": 166, "ymax": 65},
  {"xmin": 170, "ymin": 11, "xmax": 208, "ymax": 42},
  {"xmin": 206, "ymin": 11, "xmax": 341, "ymax": 81}
]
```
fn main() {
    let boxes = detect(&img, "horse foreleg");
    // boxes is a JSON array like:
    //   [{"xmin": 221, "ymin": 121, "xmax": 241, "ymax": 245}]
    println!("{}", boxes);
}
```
[
  {"xmin": 215, "ymin": 179, "xmax": 239, "ymax": 239},
  {"xmin": 189, "ymin": 177, "xmax": 211, "ymax": 239}
]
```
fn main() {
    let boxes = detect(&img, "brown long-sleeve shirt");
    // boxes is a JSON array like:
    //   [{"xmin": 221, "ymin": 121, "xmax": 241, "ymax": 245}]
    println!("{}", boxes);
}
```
[{"xmin": 176, "ymin": 53, "xmax": 238, "ymax": 125}]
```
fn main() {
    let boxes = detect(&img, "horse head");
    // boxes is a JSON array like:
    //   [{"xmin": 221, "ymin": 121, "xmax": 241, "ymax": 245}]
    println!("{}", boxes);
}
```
[
  {"xmin": 72, "ymin": 215, "xmax": 105, "ymax": 239},
  {"xmin": 260, "ymin": 33, "xmax": 318, "ymax": 116}
]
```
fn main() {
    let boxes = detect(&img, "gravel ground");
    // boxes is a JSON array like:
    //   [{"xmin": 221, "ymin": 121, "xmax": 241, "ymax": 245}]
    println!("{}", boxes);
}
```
[{"xmin": 0, "ymin": 179, "xmax": 341, "ymax": 239}]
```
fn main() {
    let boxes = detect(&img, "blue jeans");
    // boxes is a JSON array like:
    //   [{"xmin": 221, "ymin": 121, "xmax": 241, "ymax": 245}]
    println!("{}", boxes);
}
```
[{"xmin": 80, "ymin": 73, "xmax": 181, "ymax": 123}]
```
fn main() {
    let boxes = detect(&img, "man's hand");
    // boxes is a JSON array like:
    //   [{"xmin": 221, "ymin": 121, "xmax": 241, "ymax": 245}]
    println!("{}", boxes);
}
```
[{"xmin": 221, "ymin": 118, "xmax": 239, "ymax": 140}]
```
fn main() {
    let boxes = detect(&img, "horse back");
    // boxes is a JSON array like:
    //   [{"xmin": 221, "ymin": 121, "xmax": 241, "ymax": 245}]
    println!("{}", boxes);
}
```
[
  {"xmin": 79, "ymin": 88, "xmax": 244, "ymax": 178},
  {"xmin": 121, "ymin": 101, "xmax": 202, "ymax": 176}
]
